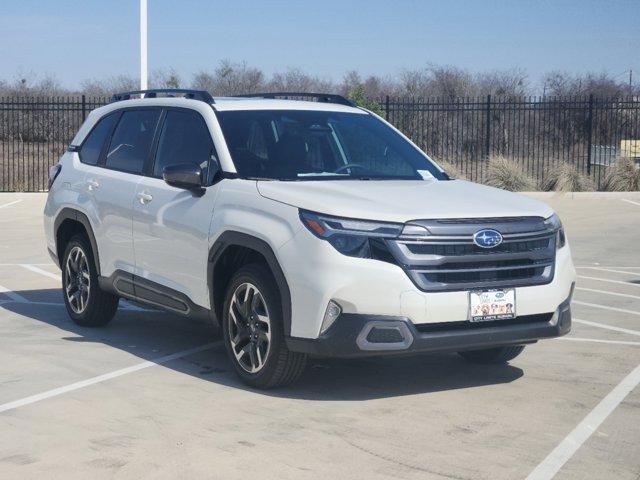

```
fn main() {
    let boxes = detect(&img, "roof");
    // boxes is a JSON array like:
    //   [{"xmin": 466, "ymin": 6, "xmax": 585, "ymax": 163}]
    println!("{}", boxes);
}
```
[{"xmin": 211, "ymin": 97, "xmax": 364, "ymax": 113}]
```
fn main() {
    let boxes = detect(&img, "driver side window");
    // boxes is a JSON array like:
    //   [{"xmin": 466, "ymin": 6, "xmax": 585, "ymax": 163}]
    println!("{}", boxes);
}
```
[{"xmin": 153, "ymin": 109, "xmax": 217, "ymax": 183}]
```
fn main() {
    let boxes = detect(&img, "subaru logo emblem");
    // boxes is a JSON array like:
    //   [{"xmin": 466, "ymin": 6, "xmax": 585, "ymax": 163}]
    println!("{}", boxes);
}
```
[{"xmin": 473, "ymin": 229, "xmax": 503, "ymax": 248}]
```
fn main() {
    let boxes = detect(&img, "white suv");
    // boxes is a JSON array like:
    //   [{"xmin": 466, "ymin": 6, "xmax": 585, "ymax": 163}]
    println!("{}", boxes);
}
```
[{"xmin": 44, "ymin": 89, "xmax": 576, "ymax": 388}]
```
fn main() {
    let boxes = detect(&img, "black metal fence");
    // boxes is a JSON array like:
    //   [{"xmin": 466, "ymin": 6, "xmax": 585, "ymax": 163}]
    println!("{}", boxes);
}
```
[
  {"xmin": 0, "ymin": 96, "xmax": 107, "ymax": 191},
  {"xmin": 385, "ymin": 95, "xmax": 640, "ymax": 187},
  {"xmin": 1, "ymin": 95, "xmax": 639, "ymax": 191}
]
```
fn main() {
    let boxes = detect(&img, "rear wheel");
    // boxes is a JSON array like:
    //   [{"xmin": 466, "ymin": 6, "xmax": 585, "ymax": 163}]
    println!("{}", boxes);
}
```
[
  {"xmin": 62, "ymin": 234, "xmax": 119, "ymax": 327},
  {"xmin": 458, "ymin": 345, "xmax": 525, "ymax": 364},
  {"xmin": 222, "ymin": 264, "xmax": 307, "ymax": 388}
]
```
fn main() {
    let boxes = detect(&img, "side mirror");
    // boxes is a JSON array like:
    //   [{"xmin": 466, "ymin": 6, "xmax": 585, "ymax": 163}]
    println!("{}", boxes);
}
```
[
  {"xmin": 208, "ymin": 157, "xmax": 222, "ymax": 185},
  {"xmin": 163, "ymin": 163, "xmax": 203, "ymax": 191}
]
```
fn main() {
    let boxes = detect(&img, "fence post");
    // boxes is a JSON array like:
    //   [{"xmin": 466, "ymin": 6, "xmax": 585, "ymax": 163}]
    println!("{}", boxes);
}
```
[
  {"xmin": 385, "ymin": 95, "xmax": 390, "ymax": 120},
  {"xmin": 586, "ymin": 94, "xmax": 594, "ymax": 175},
  {"xmin": 485, "ymin": 94, "xmax": 491, "ymax": 159},
  {"xmin": 81, "ymin": 94, "xmax": 87, "ymax": 121}
]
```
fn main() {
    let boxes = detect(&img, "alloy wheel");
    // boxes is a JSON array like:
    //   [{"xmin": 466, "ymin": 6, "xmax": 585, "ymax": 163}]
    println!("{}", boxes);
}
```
[
  {"xmin": 228, "ymin": 282, "xmax": 272, "ymax": 373},
  {"xmin": 65, "ymin": 246, "xmax": 91, "ymax": 314}
]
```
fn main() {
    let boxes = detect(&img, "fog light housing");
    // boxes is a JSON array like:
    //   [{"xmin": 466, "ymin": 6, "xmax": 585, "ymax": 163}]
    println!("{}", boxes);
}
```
[{"xmin": 320, "ymin": 300, "xmax": 342, "ymax": 334}]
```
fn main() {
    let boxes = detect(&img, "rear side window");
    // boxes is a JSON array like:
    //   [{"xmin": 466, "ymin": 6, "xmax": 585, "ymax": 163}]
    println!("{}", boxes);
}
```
[
  {"xmin": 153, "ymin": 109, "xmax": 215, "ymax": 179},
  {"xmin": 105, "ymin": 109, "xmax": 160, "ymax": 174},
  {"xmin": 79, "ymin": 113, "xmax": 118, "ymax": 165}
]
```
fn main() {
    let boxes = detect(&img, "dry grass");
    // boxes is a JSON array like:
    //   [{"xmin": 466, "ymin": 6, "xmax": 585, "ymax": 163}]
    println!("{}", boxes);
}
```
[
  {"xmin": 540, "ymin": 161, "xmax": 595, "ymax": 192},
  {"xmin": 601, "ymin": 157, "xmax": 640, "ymax": 191},
  {"xmin": 435, "ymin": 160, "xmax": 469, "ymax": 180},
  {"xmin": 484, "ymin": 155, "xmax": 537, "ymax": 191},
  {"xmin": 0, "ymin": 141, "xmax": 64, "ymax": 191}
]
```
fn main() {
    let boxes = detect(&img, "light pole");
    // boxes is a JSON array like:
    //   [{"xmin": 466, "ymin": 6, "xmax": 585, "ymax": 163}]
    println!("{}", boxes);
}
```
[{"xmin": 140, "ymin": 0, "xmax": 148, "ymax": 90}]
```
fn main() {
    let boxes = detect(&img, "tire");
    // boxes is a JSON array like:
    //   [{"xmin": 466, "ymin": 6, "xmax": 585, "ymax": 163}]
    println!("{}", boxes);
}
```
[
  {"xmin": 61, "ymin": 234, "xmax": 119, "ymax": 327},
  {"xmin": 458, "ymin": 345, "xmax": 525, "ymax": 364},
  {"xmin": 222, "ymin": 263, "xmax": 307, "ymax": 388}
]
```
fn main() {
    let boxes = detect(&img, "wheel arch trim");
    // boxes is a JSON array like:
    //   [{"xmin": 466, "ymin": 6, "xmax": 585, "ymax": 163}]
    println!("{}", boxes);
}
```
[
  {"xmin": 53, "ymin": 208, "xmax": 101, "ymax": 275},
  {"xmin": 208, "ymin": 231, "xmax": 292, "ymax": 335}
]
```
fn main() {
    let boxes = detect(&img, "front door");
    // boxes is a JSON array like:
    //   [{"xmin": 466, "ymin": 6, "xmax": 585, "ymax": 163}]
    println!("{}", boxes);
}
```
[{"xmin": 132, "ymin": 108, "xmax": 220, "ymax": 309}]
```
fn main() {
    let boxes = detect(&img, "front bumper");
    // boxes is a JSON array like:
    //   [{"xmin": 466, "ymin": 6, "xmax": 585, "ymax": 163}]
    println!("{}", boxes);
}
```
[
  {"xmin": 286, "ymin": 291, "xmax": 572, "ymax": 358},
  {"xmin": 278, "ymin": 223, "xmax": 576, "ymax": 339}
]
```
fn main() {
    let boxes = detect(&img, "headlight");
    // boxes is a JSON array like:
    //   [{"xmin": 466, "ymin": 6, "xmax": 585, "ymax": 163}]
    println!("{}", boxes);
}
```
[
  {"xmin": 299, "ymin": 210, "xmax": 403, "ymax": 258},
  {"xmin": 544, "ymin": 213, "xmax": 566, "ymax": 249}
]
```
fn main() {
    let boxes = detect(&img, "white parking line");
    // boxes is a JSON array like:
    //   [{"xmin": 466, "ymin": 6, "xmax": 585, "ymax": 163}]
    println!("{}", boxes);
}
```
[
  {"xmin": 526, "ymin": 363, "xmax": 640, "ymax": 480},
  {"xmin": 578, "ymin": 275, "xmax": 640, "ymax": 288},
  {"xmin": 0, "ymin": 342, "xmax": 219, "ymax": 414},
  {"xmin": 575, "ymin": 286, "xmax": 640, "ymax": 301},
  {"xmin": 0, "ymin": 199, "xmax": 22, "ymax": 210},
  {"xmin": 558, "ymin": 337, "xmax": 640, "ymax": 347},
  {"xmin": 579, "ymin": 267, "xmax": 640, "ymax": 276},
  {"xmin": 20, "ymin": 264, "xmax": 59, "ymax": 280},
  {"xmin": 0, "ymin": 263, "xmax": 55, "ymax": 266},
  {"xmin": 574, "ymin": 318, "xmax": 640, "ymax": 337},
  {"xmin": 573, "ymin": 300, "xmax": 640, "ymax": 317},
  {"xmin": 621, "ymin": 198, "xmax": 640, "ymax": 207},
  {"xmin": 0, "ymin": 283, "xmax": 29, "ymax": 303}
]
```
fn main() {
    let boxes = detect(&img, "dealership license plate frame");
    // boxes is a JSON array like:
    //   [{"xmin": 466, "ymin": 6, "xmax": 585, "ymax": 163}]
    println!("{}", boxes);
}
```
[{"xmin": 468, "ymin": 288, "xmax": 516, "ymax": 322}]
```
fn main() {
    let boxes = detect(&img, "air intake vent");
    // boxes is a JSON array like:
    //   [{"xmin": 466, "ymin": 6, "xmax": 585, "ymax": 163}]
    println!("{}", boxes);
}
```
[{"xmin": 366, "ymin": 327, "xmax": 405, "ymax": 343}]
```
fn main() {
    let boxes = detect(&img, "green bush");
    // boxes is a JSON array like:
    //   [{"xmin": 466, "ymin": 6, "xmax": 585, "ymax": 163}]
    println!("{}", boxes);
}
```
[{"xmin": 346, "ymin": 85, "xmax": 384, "ymax": 115}]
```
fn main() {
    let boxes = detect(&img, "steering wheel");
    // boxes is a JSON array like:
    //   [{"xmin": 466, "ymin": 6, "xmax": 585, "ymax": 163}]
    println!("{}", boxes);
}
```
[{"xmin": 334, "ymin": 163, "xmax": 367, "ymax": 174}]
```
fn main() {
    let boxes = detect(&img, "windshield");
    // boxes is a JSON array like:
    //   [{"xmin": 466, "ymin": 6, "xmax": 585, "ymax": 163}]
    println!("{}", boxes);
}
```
[{"xmin": 216, "ymin": 110, "xmax": 448, "ymax": 181}]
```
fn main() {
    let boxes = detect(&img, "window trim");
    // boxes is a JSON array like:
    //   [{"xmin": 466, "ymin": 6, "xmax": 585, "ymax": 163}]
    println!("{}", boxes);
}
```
[{"xmin": 147, "ymin": 106, "xmax": 220, "ymax": 186}]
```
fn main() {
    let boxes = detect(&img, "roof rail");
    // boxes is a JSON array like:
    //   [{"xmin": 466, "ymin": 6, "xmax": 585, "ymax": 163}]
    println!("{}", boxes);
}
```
[
  {"xmin": 235, "ymin": 92, "xmax": 356, "ymax": 107},
  {"xmin": 110, "ymin": 89, "xmax": 214, "ymax": 103}
]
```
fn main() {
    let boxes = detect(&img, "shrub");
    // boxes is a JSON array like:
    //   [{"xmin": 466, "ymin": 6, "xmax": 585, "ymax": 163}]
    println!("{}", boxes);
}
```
[
  {"xmin": 485, "ymin": 156, "xmax": 537, "ymax": 191},
  {"xmin": 540, "ymin": 162, "xmax": 595, "ymax": 192},
  {"xmin": 602, "ymin": 157, "xmax": 640, "ymax": 191},
  {"xmin": 435, "ymin": 160, "xmax": 468, "ymax": 180}
]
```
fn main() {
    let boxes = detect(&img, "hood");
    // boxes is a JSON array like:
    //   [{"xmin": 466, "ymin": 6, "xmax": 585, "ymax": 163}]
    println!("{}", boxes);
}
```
[{"xmin": 257, "ymin": 179, "xmax": 554, "ymax": 222}]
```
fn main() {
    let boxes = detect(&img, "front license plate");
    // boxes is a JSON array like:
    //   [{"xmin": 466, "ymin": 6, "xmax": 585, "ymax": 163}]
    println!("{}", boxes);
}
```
[{"xmin": 469, "ymin": 289, "xmax": 516, "ymax": 322}]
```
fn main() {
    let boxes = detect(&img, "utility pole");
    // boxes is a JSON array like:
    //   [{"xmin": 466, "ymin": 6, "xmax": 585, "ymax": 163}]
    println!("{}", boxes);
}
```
[
  {"xmin": 140, "ymin": 0, "xmax": 148, "ymax": 90},
  {"xmin": 630, "ymin": 69, "xmax": 633, "ymax": 88}
]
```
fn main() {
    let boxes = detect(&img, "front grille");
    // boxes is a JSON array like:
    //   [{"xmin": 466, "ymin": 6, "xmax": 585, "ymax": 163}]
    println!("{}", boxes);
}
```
[
  {"xmin": 405, "ymin": 237, "xmax": 550, "ymax": 256},
  {"xmin": 422, "ymin": 265, "xmax": 546, "ymax": 285},
  {"xmin": 386, "ymin": 217, "xmax": 557, "ymax": 292}
]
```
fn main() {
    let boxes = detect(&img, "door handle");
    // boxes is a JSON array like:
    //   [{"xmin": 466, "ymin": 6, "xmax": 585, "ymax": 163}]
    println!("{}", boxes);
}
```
[
  {"xmin": 137, "ymin": 191, "xmax": 153, "ymax": 204},
  {"xmin": 86, "ymin": 179, "xmax": 99, "ymax": 191}
]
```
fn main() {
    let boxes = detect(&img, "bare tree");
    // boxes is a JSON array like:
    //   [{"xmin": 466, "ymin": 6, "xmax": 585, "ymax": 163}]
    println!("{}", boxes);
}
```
[
  {"xmin": 192, "ymin": 60, "xmax": 264, "ymax": 96},
  {"xmin": 266, "ymin": 67, "xmax": 334, "ymax": 93},
  {"xmin": 80, "ymin": 75, "xmax": 138, "ymax": 96},
  {"xmin": 150, "ymin": 68, "xmax": 181, "ymax": 89},
  {"xmin": 476, "ymin": 68, "xmax": 529, "ymax": 98},
  {"xmin": 543, "ymin": 71, "xmax": 638, "ymax": 98}
]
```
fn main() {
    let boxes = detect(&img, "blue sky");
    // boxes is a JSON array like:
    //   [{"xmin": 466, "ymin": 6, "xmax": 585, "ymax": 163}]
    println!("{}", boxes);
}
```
[{"xmin": 1, "ymin": 0, "xmax": 638, "ymax": 88}]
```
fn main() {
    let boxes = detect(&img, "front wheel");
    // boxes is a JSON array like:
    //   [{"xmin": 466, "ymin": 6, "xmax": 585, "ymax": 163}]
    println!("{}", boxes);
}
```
[
  {"xmin": 222, "ymin": 264, "xmax": 307, "ymax": 388},
  {"xmin": 458, "ymin": 345, "xmax": 525, "ymax": 364}
]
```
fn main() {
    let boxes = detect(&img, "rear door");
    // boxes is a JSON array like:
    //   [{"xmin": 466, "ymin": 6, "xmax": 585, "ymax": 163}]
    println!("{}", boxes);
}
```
[
  {"xmin": 132, "ymin": 107, "xmax": 221, "ymax": 310},
  {"xmin": 84, "ymin": 108, "xmax": 161, "ymax": 277}
]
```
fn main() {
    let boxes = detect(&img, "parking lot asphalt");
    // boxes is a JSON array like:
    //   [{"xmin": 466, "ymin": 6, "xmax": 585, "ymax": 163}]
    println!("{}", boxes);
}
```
[{"xmin": 1, "ymin": 192, "xmax": 639, "ymax": 480}]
